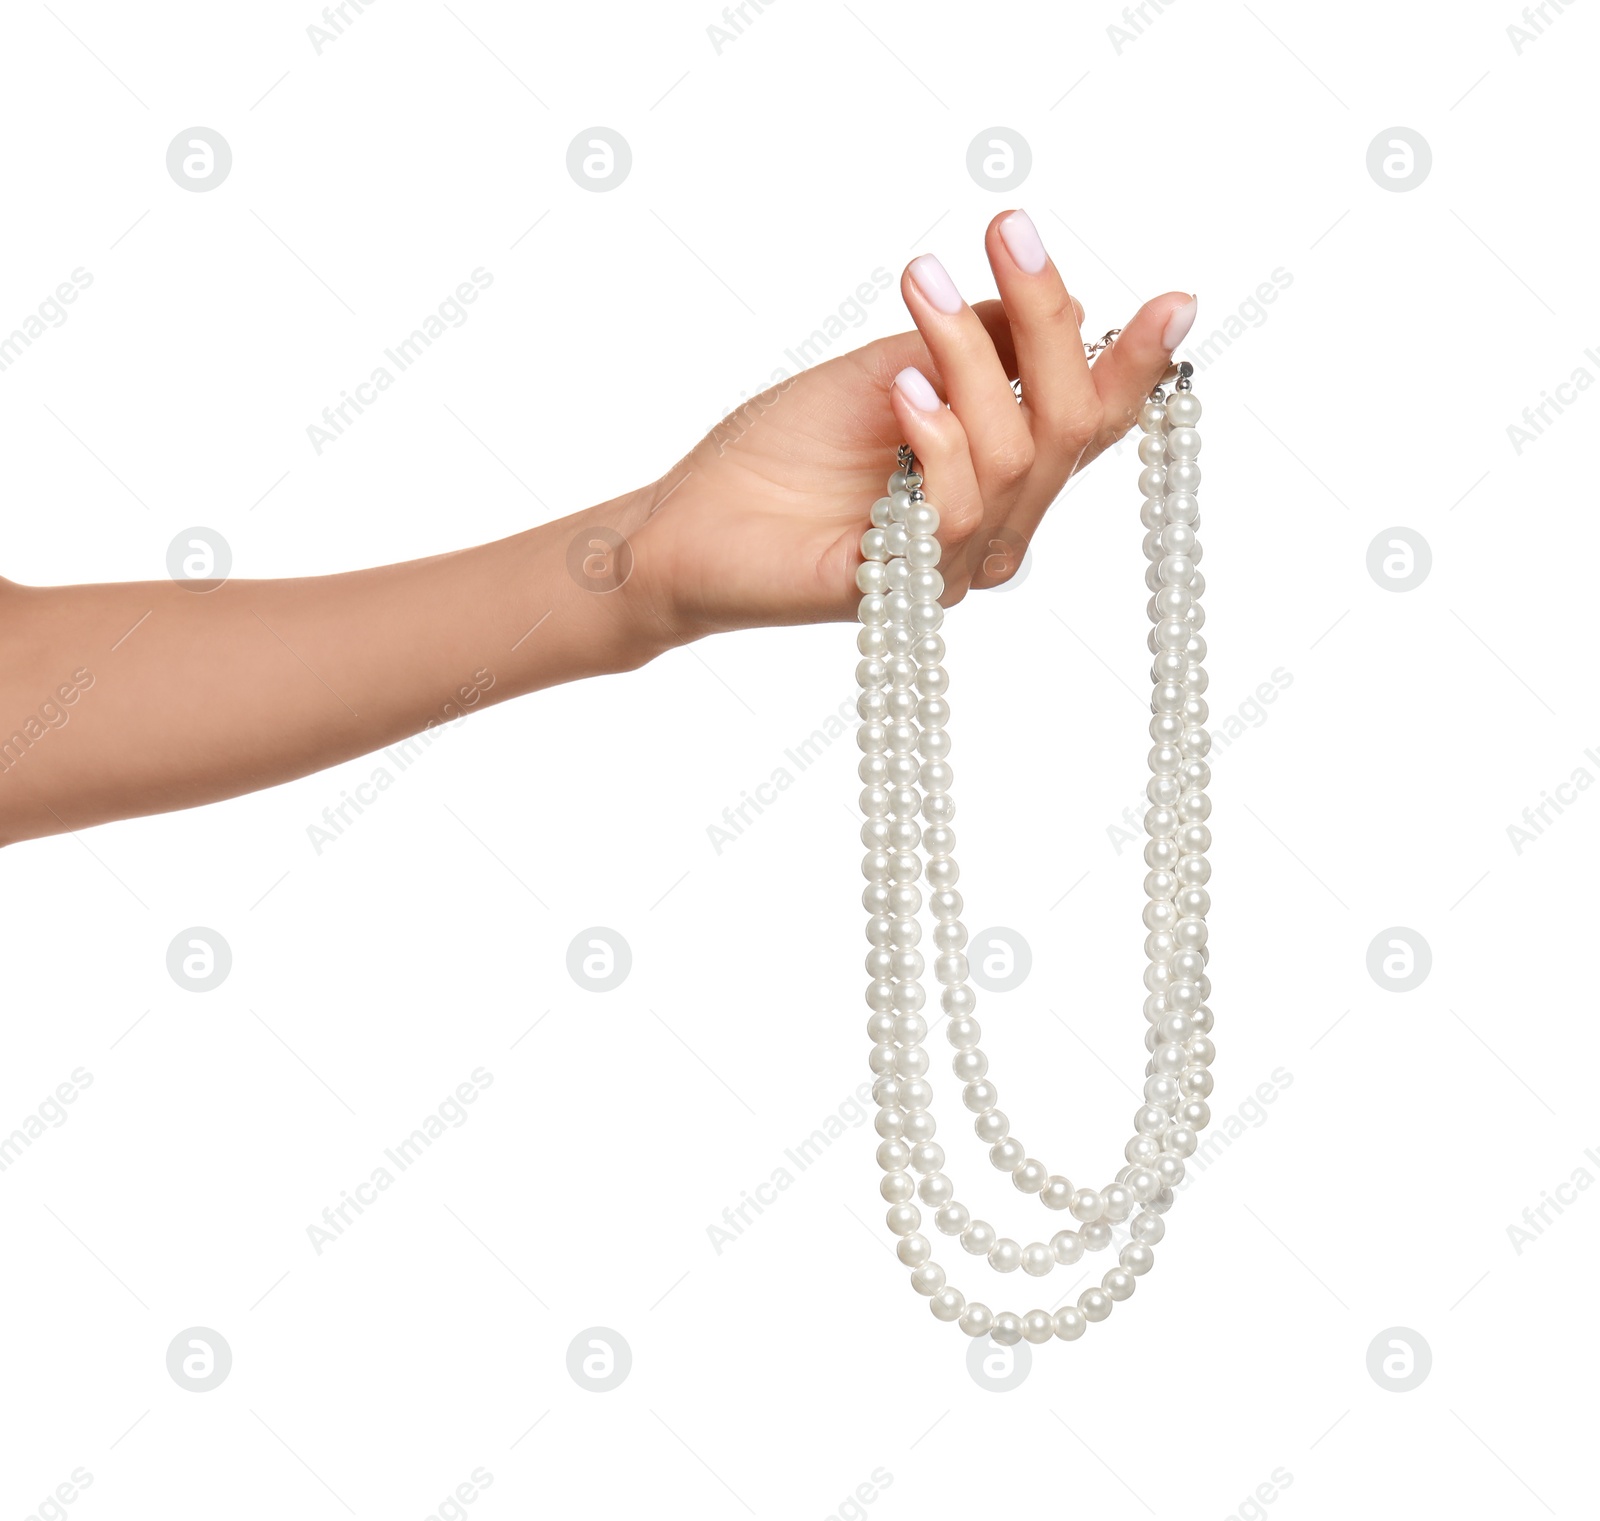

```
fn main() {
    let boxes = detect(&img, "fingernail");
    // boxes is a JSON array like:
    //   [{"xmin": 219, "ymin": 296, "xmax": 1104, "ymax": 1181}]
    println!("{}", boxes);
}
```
[
  {"xmin": 998, "ymin": 209, "xmax": 1048, "ymax": 274},
  {"xmin": 894, "ymin": 366, "xmax": 943, "ymax": 413},
  {"xmin": 1162, "ymin": 295, "xmax": 1198, "ymax": 352},
  {"xmin": 908, "ymin": 254, "xmax": 964, "ymax": 315}
]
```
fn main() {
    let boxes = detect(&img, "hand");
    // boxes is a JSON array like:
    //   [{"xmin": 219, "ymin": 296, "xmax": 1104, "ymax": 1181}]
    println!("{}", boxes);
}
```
[{"xmin": 626, "ymin": 210, "xmax": 1196, "ymax": 647}]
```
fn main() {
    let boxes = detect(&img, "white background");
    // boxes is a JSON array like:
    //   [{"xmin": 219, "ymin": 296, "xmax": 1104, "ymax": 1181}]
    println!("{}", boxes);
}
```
[{"xmin": 1, "ymin": 1, "xmax": 1594, "ymax": 1517}]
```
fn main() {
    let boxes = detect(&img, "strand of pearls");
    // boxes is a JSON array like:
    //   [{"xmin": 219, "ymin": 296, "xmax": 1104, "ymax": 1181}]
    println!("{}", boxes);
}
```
[{"xmin": 855, "ymin": 365, "xmax": 1214, "ymax": 1345}]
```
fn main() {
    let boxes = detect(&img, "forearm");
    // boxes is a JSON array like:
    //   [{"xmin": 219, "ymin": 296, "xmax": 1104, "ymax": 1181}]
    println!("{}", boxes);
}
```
[{"xmin": 0, "ymin": 487, "xmax": 671, "ymax": 845}]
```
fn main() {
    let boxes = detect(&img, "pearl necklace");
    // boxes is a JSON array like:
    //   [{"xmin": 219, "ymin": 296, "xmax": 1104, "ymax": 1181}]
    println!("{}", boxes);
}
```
[{"xmin": 855, "ymin": 349, "xmax": 1212, "ymax": 1346}]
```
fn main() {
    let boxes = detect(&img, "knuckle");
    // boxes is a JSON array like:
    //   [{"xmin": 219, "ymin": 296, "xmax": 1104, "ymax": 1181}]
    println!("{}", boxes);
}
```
[
  {"xmin": 1038, "ymin": 288, "xmax": 1082, "ymax": 328},
  {"xmin": 1055, "ymin": 398, "xmax": 1104, "ymax": 450},
  {"xmin": 985, "ymin": 439, "xmax": 1034, "ymax": 486}
]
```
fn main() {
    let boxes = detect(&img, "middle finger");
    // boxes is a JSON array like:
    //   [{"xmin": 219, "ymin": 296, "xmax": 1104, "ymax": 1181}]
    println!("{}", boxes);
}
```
[{"xmin": 901, "ymin": 254, "xmax": 1037, "ymax": 505}]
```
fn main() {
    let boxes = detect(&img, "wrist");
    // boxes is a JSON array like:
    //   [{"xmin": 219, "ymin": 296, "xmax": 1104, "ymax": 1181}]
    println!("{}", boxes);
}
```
[{"xmin": 550, "ymin": 479, "xmax": 685, "ymax": 674}]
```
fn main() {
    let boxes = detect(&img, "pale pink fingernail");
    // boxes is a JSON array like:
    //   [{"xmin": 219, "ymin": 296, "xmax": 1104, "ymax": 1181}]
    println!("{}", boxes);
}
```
[
  {"xmin": 894, "ymin": 366, "xmax": 943, "ymax": 412},
  {"xmin": 908, "ymin": 254, "xmax": 964, "ymax": 315},
  {"xmin": 998, "ymin": 209, "xmax": 1048, "ymax": 274},
  {"xmin": 1162, "ymin": 296, "xmax": 1198, "ymax": 351}
]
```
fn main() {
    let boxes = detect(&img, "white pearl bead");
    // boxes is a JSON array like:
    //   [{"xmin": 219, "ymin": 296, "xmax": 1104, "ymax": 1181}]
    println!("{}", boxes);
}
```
[
  {"xmin": 959, "ymin": 1302, "xmax": 994, "ymax": 1337},
  {"xmin": 990, "ymin": 1312, "xmax": 1023, "ymax": 1346},
  {"xmin": 1079, "ymin": 1287, "xmax": 1112, "ymax": 1322},
  {"xmin": 963, "ymin": 1081, "xmax": 998, "ymax": 1113},
  {"xmin": 989, "ymin": 1138, "xmax": 1025, "ymax": 1171},
  {"xmin": 931, "ymin": 1286, "xmax": 965, "ymax": 1321},
  {"xmin": 987, "ymin": 1238, "xmax": 1022, "ymax": 1273},
  {"xmin": 1103, "ymin": 1267, "xmax": 1136, "ymax": 1301},
  {"xmin": 1012, "ymin": 1158, "xmax": 1047, "ymax": 1193},
  {"xmin": 1022, "ymin": 1310, "xmax": 1055, "ymax": 1344},
  {"xmin": 1102, "ymin": 1184, "xmax": 1134, "ymax": 1222},
  {"xmin": 879, "ymin": 1170, "xmax": 914, "ymax": 1203},
  {"xmin": 1021, "ymin": 1242, "xmax": 1054, "ymax": 1277},
  {"xmin": 896, "ymin": 1233, "xmax": 930, "ymax": 1266},
  {"xmin": 961, "ymin": 1221, "xmax": 996, "ymax": 1255},
  {"xmin": 1051, "ymin": 1229, "xmax": 1085, "ymax": 1265},
  {"xmin": 909, "ymin": 1262, "xmax": 945, "ymax": 1295},
  {"xmin": 886, "ymin": 1204, "xmax": 920, "ymax": 1235},
  {"xmin": 945, "ymin": 1013, "xmax": 980, "ymax": 1046},
  {"xmin": 899, "ymin": 1078, "xmax": 932, "ymax": 1109},
  {"xmin": 941, "ymin": 984, "xmax": 975, "ymax": 1016},
  {"xmin": 875, "ymin": 1139, "xmax": 910, "ymax": 1171},
  {"xmin": 951, "ymin": 1049, "xmax": 987, "ymax": 1082},
  {"xmin": 1120, "ymin": 1243, "xmax": 1154, "ymax": 1276},
  {"xmin": 974, "ymin": 1109, "xmax": 1009, "ymax": 1143},
  {"xmin": 909, "ymin": 1141, "xmax": 943, "ymax": 1173},
  {"xmin": 1130, "ymin": 1210, "xmax": 1164, "ymax": 1244},
  {"xmin": 1165, "ymin": 390, "xmax": 1200, "ymax": 426},
  {"xmin": 856, "ymin": 561, "xmax": 888, "ymax": 595},
  {"xmin": 892, "ymin": 1012, "xmax": 925, "ymax": 1043},
  {"xmin": 1069, "ymin": 1188, "xmax": 1103, "ymax": 1223},
  {"xmin": 1167, "ymin": 459, "xmax": 1200, "ymax": 493},
  {"xmin": 1041, "ymin": 1175, "xmax": 1074, "ymax": 1210},
  {"xmin": 1053, "ymin": 1306, "xmax": 1086, "ymax": 1341},
  {"xmin": 917, "ymin": 1172, "xmax": 953, "ymax": 1206}
]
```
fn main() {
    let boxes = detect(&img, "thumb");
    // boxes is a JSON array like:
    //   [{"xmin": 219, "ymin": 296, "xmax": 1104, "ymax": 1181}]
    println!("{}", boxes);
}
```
[{"xmin": 1087, "ymin": 292, "xmax": 1197, "ymax": 445}]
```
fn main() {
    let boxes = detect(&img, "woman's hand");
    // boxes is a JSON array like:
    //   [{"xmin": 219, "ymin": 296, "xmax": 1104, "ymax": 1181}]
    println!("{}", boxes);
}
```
[
  {"xmin": 626, "ymin": 209, "xmax": 1196, "ymax": 647},
  {"xmin": 0, "ymin": 212, "xmax": 1194, "ymax": 846}
]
